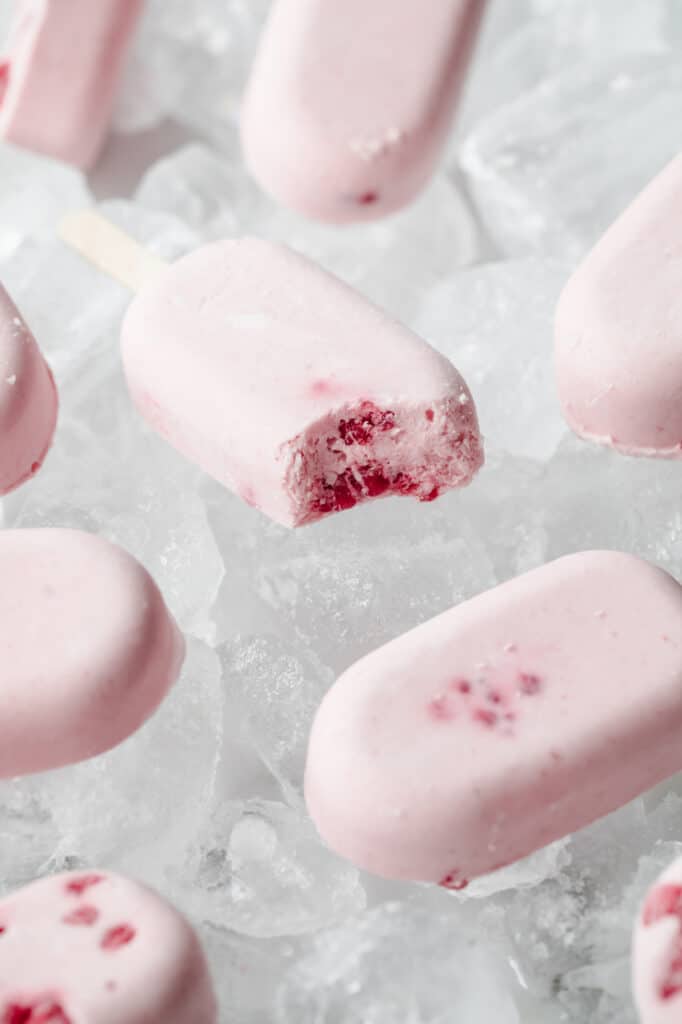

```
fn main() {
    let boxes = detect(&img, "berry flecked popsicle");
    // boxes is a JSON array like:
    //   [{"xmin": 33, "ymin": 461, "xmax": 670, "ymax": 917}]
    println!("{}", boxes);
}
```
[
  {"xmin": 0, "ymin": 280, "xmax": 57, "ymax": 494},
  {"xmin": 241, "ymin": 0, "xmax": 488, "ymax": 222},
  {"xmin": 633, "ymin": 857, "xmax": 682, "ymax": 1021},
  {"xmin": 555, "ymin": 155, "xmax": 682, "ymax": 459},
  {"xmin": 0, "ymin": 0, "xmax": 143, "ymax": 168},
  {"xmin": 0, "ymin": 871, "xmax": 217, "ymax": 1023},
  {"xmin": 0, "ymin": 528, "xmax": 185, "ymax": 778},
  {"xmin": 306, "ymin": 551, "xmax": 682, "ymax": 886},
  {"xmin": 120, "ymin": 237, "xmax": 483, "ymax": 526}
]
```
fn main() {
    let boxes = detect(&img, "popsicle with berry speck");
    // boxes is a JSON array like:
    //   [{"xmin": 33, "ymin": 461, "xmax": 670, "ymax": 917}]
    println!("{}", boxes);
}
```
[
  {"xmin": 306, "ymin": 551, "xmax": 682, "ymax": 886},
  {"xmin": 59, "ymin": 210, "xmax": 484, "ymax": 527},
  {"xmin": 241, "ymin": 0, "xmax": 488, "ymax": 222},
  {"xmin": 0, "ymin": 871, "xmax": 216, "ymax": 1023}
]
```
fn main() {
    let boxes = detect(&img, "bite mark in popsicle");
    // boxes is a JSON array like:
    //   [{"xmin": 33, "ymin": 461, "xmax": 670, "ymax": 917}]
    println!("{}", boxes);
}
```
[{"xmin": 3, "ymin": 1001, "xmax": 71, "ymax": 1024}]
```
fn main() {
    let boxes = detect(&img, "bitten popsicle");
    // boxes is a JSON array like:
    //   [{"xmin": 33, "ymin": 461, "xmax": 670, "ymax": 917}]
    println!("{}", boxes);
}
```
[
  {"xmin": 555, "ymin": 155, "xmax": 682, "ymax": 459},
  {"xmin": 59, "ymin": 213, "xmax": 483, "ymax": 527},
  {"xmin": 0, "ymin": 0, "xmax": 143, "ymax": 168},
  {"xmin": 241, "ymin": 0, "xmax": 488, "ymax": 222},
  {"xmin": 121, "ymin": 238, "xmax": 483, "ymax": 525},
  {"xmin": 0, "ymin": 871, "xmax": 217, "ymax": 1023},
  {"xmin": 0, "ymin": 280, "xmax": 57, "ymax": 494},
  {"xmin": 306, "ymin": 551, "xmax": 682, "ymax": 886},
  {"xmin": 0, "ymin": 528, "xmax": 185, "ymax": 778},
  {"xmin": 633, "ymin": 856, "xmax": 682, "ymax": 1022}
]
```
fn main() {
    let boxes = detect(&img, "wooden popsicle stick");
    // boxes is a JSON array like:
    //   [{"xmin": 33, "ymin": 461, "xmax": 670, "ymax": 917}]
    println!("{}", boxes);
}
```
[{"xmin": 58, "ymin": 209, "xmax": 167, "ymax": 292}]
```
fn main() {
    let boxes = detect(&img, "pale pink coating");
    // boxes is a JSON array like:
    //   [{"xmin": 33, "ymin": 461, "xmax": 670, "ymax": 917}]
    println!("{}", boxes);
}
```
[
  {"xmin": 0, "ymin": 871, "xmax": 217, "ymax": 1023},
  {"xmin": 305, "ymin": 551, "xmax": 682, "ymax": 885},
  {"xmin": 0, "ymin": 281, "xmax": 57, "ymax": 494},
  {"xmin": 121, "ymin": 238, "xmax": 483, "ymax": 528},
  {"xmin": 0, "ymin": 529, "xmax": 185, "ymax": 779},
  {"xmin": 555, "ymin": 155, "xmax": 682, "ymax": 459},
  {"xmin": 0, "ymin": 0, "xmax": 144, "ymax": 169},
  {"xmin": 633, "ymin": 857, "xmax": 682, "ymax": 1022},
  {"xmin": 241, "ymin": 0, "xmax": 488, "ymax": 223}
]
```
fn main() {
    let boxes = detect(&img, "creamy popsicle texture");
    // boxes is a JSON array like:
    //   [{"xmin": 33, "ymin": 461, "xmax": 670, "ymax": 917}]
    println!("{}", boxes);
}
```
[
  {"xmin": 0, "ymin": 871, "xmax": 217, "ymax": 1023},
  {"xmin": 0, "ymin": 0, "xmax": 144, "ymax": 168},
  {"xmin": 555, "ymin": 155, "xmax": 682, "ymax": 459},
  {"xmin": 0, "ymin": 529, "xmax": 185, "ymax": 778},
  {"xmin": 0, "ymin": 281, "xmax": 57, "ymax": 494},
  {"xmin": 305, "ymin": 551, "xmax": 682, "ymax": 885},
  {"xmin": 121, "ymin": 238, "xmax": 483, "ymax": 527},
  {"xmin": 633, "ymin": 857, "xmax": 682, "ymax": 1022},
  {"xmin": 241, "ymin": 0, "xmax": 488, "ymax": 222}
]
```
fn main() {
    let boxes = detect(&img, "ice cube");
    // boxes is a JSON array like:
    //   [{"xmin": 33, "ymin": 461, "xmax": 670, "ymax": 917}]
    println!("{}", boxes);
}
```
[
  {"xmin": 542, "ymin": 437, "xmax": 682, "ymax": 575},
  {"xmin": 136, "ymin": 142, "xmax": 261, "ymax": 237},
  {"xmin": 174, "ymin": 799, "xmax": 366, "ymax": 938},
  {"xmin": 460, "ymin": 54, "xmax": 682, "ymax": 259},
  {"xmin": 414, "ymin": 258, "xmax": 569, "ymax": 460},
  {"xmin": 0, "ymin": 775, "xmax": 59, "ymax": 896},
  {"xmin": 459, "ymin": 0, "xmax": 666, "ymax": 133},
  {"xmin": 465, "ymin": 839, "xmax": 570, "ymax": 899},
  {"xmin": 275, "ymin": 902, "xmax": 520, "ymax": 1023},
  {"xmin": 114, "ymin": 0, "xmax": 270, "ymax": 136},
  {"xmin": 219, "ymin": 635, "xmax": 332, "ymax": 804},
  {"xmin": 0, "ymin": 143, "xmax": 91, "ymax": 264},
  {"xmin": 201, "ymin": 925, "xmax": 302, "ymax": 1024},
  {"xmin": 207, "ymin": 483, "xmax": 496, "ymax": 677},
  {"xmin": 504, "ymin": 791, "xmax": 682, "ymax": 1021}
]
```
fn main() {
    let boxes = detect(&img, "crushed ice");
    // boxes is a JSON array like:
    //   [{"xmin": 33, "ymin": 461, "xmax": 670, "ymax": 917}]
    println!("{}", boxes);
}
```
[{"xmin": 0, "ymin": 1, "xmax": 681, "ymax": 1021}]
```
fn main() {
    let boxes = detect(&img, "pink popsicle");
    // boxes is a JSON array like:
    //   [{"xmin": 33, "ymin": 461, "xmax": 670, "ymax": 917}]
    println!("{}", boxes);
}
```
[
  {"xmin": 0, "ymin": 528, "xmax": 185, "ymax": 778},
  {"xmin": 0, "ymin": 871, "xmax": 217, "ymax": 1023},
  {"xmin": 121, "ymin": 238, "xmax": 483, "ymax": 527},
  {"xmin": 0, "ymin": 0, "xmax": 143, "ymax": 169},
  {"xmin": 241, "ymin": 0, "xmax": 488, "ymax": 222},
  {"xmin": 305, "ymin": 551, "xmax": 682, "ymax": 885},
  {"xmin": 555, "ymin": 155, "xmax": 682, "ymax": 459},
  {"xmin": 633, "ymin": 857, "xmax": 682, "ymax": 1021},
  {"xmin": 0, "ymin": 281, "xmax": 57, "ymax": 494}
]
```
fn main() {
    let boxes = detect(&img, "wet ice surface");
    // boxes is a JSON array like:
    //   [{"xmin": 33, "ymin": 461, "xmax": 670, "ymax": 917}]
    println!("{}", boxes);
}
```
[{"xmin": 0, "ymin": 1, "xmax": 681, "ymax": 1022}]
